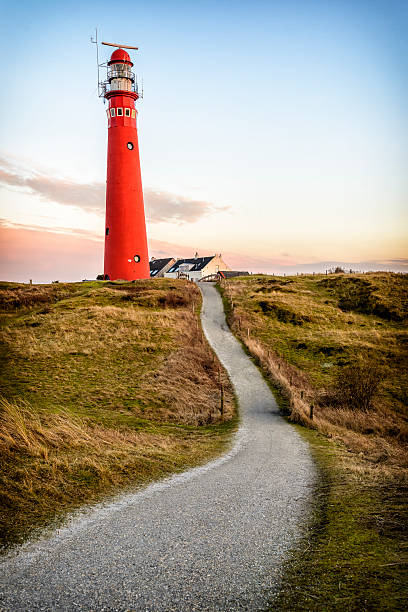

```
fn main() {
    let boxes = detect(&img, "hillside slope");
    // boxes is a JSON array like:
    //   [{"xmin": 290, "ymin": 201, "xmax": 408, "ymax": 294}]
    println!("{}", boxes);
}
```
[
  {"xmin": 221, "ymin": 272, "xmax": 407, "ymax": 467},
  {"xmin": 219, "ymin": 272, "xmax": 407, "ymax": 610},
  {"xmin": 0, "ymin": 279, "xmax": 236, "ymax": 550}
]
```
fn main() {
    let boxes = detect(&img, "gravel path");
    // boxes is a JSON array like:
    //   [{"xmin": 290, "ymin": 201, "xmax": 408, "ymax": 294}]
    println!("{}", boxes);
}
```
[{"xmin": 0, "ymin": 283, "xmax": 316, "ymax": 611}]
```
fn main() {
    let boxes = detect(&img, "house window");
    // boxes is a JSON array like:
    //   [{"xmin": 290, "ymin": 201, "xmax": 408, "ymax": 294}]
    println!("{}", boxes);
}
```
[
  {"xmin": 117, "ymin": 107, "xmax": 123, "ymax": 116},
  {"xmin": 106, "ymin": 227, "xmax": 109, "ymax": 236},
  {"xmin": 125, "ymin": 108, "xmax": 130, "ymax": 117},
  {"xmin": 131, "ymin": 109, "xmax": 136, "ymax": 118},
  {"xmin": 110, "ymin": 108, "xmax": 116, "ymax": 117},
  {"xmin": 106, "ymin": 109, "xmax": 110, "ymax": 118}
]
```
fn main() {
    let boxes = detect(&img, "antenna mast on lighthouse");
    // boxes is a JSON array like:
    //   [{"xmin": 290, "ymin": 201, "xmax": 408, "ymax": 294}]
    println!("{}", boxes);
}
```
[
  {"xmin": 91, "ymin": 33, "xmax": 143, "ymax": 100},
  {"xmin": 91, "ymin": 32, "xmax": 149, "ymax": 281}
]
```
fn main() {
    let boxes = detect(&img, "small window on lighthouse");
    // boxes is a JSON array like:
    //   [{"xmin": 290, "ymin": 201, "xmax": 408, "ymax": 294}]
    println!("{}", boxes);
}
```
[
  {"xmin": 127, "ymin": 142, "xmax": 134, "ymax": 150},
  {"xmin": 106, "ymin": 227, "xmax": 109, "ymax": 236},
  {"xmin": 134, "ymin": 255, "xmax": 141, "ymax": 263},
  {"xmin": 131, "ymin": 109, "xmax": 136, "ymax": 118},
  {"xmin": 117, "ymin": 107, "xmax": 123, "ymax": 116},
  {"xmin": 125, "ymin": 108, "xmax": 130, "ymax": 117},
  {"xmin": 110, "ymin": 108, "xmax": 116, "ymax": 117}
]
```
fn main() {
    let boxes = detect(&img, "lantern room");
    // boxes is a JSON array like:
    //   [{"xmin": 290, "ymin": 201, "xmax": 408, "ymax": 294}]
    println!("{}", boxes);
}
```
[{"xmin": 106, "ymin": 48, "xmax": 135, "ymax": 93}]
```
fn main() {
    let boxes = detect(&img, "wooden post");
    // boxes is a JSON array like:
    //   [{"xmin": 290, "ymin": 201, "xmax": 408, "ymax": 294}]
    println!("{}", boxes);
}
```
[
  {"xmin": 310, "ymin": 404, "xmax": 314, "ymax": 420},
  {"xmin": 29, "ymin": 279, "xmax": 32, "ymax": 285},
  {"xmin": 247, "ymin": 328, "xmax": 250, "ymax": 339},
  {"xmin": 218, "ymin": 367, "xmax": 224, "ymax": 417},
  {"xmin": 300, "ymin": 390, "xmax": 304, "ymax": 399}
]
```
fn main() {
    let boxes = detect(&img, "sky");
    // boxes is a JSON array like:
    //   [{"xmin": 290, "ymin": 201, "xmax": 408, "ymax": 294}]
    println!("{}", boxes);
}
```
[{"xmin": 0, "ymin": 0, "xmax": 407, "ymax": 282}]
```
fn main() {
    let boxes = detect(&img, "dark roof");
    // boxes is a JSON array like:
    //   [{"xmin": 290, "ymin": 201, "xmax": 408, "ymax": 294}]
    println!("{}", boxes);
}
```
[
  {"xmin": 167, "ymin": 256, "xmax": 214, "ymax": 273},
  {"xmin": 218, "ymin": 270, "xmax": 250, "ymax": 279},
  {"xmin": 149, "ymin": 258, "xmax": 174, "ymax": 278},
  {"xmin": 150, "ymin": 258, "xmax": 173, "ymax": 272}
]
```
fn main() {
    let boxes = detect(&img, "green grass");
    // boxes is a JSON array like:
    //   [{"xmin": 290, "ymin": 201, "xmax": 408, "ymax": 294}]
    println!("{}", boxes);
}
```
[
  {"xmin": 250, "ymin": 274, "xmax": 406, "ymax": 401},
  {"xmin": 220, "ymin": 273, "xmax": 408, "ymax": 457},
  {"xmin": 219, "ymin": 272, "xmax": 407, "ymax": 609},
  {"xmin": 0, "ymin": 279, "xmax": 237, "ymax": 551},
  {"xmin": 271, "ymin": 426, "xmax": 408, "ymax": 611}
]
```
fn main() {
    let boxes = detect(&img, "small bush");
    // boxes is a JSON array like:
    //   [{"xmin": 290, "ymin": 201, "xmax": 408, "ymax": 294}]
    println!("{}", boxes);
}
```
[
  {"xmin": 158, "ymin": 290, "xmax": 190, "ymax": 308},
  {"xmin": 331, "ymin": 360, "xmax": 382, "ymax": 412}
]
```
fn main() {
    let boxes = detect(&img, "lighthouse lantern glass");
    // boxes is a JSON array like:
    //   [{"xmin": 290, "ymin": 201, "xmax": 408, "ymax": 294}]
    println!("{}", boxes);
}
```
[
  {"xmin": 110, "ymin": 63, "xmax": 132, "ymax": 79},
  {"xmin": 107, "ymin": 61, "xmax": 134, "ymax": 93}
]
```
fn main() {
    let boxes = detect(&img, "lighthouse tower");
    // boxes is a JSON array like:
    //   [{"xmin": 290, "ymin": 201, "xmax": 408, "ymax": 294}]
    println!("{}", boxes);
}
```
[{"xmin": 102, "ymin": 47, "xmax": 149, "ymax": 280}]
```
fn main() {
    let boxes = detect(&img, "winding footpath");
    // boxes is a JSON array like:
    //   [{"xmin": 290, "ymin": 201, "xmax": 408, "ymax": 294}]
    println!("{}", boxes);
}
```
[{"xmin": 0, "ymin": 283, "xmax": 316, "ymax": 611}]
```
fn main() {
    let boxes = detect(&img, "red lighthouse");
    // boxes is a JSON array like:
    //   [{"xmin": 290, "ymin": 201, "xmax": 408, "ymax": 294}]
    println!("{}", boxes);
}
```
[{"xmin": 102, "ymin": 45, "xmax": 149, "ymax": 280}]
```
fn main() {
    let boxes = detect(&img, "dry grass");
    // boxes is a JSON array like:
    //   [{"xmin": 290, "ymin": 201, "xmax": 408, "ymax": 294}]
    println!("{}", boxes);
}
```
[
  {"xmin": 219, "ymin": 273, "xmax": 408, "ymax": 608},
  {"xmin": 0, "ymin": 279, "xmax": 236, "ymax": 550},
  {"xmin": 220, "ymin": 273, "xmax": 408, "ymax": 477}
]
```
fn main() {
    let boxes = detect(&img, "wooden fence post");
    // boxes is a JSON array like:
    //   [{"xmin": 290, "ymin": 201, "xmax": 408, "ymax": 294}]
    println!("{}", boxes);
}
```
[{"xmin": 218, "ymin": 367, "xmax": 224, "ymax": 417}]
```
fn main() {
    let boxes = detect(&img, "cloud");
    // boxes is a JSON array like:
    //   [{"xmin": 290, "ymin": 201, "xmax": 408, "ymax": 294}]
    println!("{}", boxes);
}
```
[
  {"xmin": 0, "ymin": 166, "xmax": 105, "ymax": 213},
  {"xmin": 0, "ymin": 219, "xmax": 103, "ymax": 241},
  {"xmin": 144, "ymin": 190, "xmax": 229, "ymax": 224},
  {"xmin": 0, "ymin": 155, "xmax": 229, "ymax": 224}
]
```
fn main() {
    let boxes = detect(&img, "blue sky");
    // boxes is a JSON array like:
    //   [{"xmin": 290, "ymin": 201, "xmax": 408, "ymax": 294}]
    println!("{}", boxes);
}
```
[{"xmin": 0, "ymin": 0, "xmax": 407, "ymax": 281}]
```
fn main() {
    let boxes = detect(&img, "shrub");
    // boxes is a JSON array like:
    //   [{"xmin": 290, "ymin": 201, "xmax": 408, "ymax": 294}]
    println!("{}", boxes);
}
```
[
  {"xmin": 158, "ymin": 290, "xmax": 190, "ymax": 308},
  {"xmin": 332, "ymin": 360, "xmax": 382, "ymax": 412}
]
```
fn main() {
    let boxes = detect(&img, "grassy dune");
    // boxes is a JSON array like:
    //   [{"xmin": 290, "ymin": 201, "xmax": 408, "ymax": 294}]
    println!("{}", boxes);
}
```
[
  {"xmin": 219, "ymin": 272, "xmax": 407, "ymax": 609},
  {"xmin": 0, "ymin": 279, "xmax": 236, "ymax": 550},
  {"xmin": 221, "ymin": 272, "xmax": 407, "ymax": 466}
]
